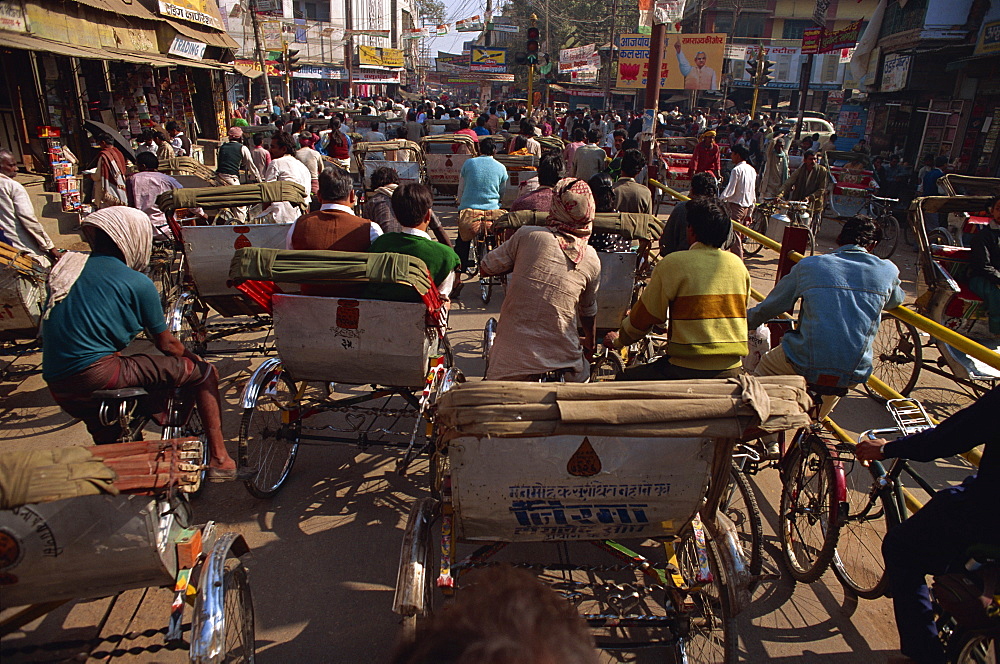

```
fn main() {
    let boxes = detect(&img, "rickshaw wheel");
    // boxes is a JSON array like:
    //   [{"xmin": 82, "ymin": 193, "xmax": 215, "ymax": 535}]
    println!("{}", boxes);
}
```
[
  {"xmin": 173, "ymin": 295, "xmax": 208, "ymax": 357},
  {"xmin": 221, "ymin": 556, "xmax": 256, "ymax": 663},
  {"xmin": 779, "ymin": 434, "xmax": 840, "ymax": 583},
  {"xmin": 722, "ymin": 464, "xmax": 763, "ymax": 587},
  {"xmin": 674, "ymin": 533, "xmax": 738, "ymax": 663},
  {"xmin": 927, "ymin": 227, "xmax": 957, "ymax": 247},
  {"xmin": 872, "ymin": 214, "xmax": 900, "ymax": 259},
  {"xmin": 863, "ymin": 314, "xmax": 922, "ymax": 401},
  {"xmin": 239, "ymin": 371, "xmax": 301, "ymax": 499},
  {"xmin": 398, "ymin": 499, "xmax": 442, "ymax": 639},
  {"xmin": 926, "ymin": 292, "xmax": 995, "ymax": 400},
  {"xmin": 479, "ymin": 276, "xmax": 492, "ymax": 305},
  {"xmin": 741, "ymin": 208, "xmax": 770, "ymax": 259}
]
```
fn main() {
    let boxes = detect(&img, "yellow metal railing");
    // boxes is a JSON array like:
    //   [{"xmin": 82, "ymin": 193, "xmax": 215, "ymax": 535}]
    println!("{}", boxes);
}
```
[{"xmin": 649, "ymin": 177, "xmax": 990, "ymax": 480}]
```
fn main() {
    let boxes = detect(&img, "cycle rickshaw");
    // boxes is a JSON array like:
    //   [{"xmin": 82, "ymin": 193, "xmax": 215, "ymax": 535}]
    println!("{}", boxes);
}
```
[
  {"xmin": 821, "ymin": 150, "xmax": 900, "ymax": 259},
  {"xmin": 868, "ymin": 193, "xmax": 1000, "ymax": 400},
  {"xmin": 155, "ymin": 182, "xmax": 308, "ymax": 357},
  {"xmin": 494, "ymin": 153, "xmax": 539, "ymax": 209},
  {"xmin": 421, "ymin": 134, "xmax": 478, "ymax": 200},
  {"xmin": 393, "ymin": 376, "xmax": 813, "ymax": 662},
  {"xmin": 484, "ymin": 210, "xmax": 664, "ymax": 374},
  {"xmin": 227, "ymin": 247, "xmax": 460, "ymax": 498},
  {"xmin": 929, "ymin": 174, "xmax": 1000, "ymax": 247},
  {"xmin": 352, "ymin": 139, "xmax": 425, "ymax": 195},
  {"xmin": 0, "ymin": 444, "xmax": 254, "ymax": 662}
]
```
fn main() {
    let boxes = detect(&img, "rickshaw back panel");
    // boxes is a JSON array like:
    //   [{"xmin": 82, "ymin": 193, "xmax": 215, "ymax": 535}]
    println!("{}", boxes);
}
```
[
  {"xmin": 0, "ymin": 265, "xmax": 43, "ymax": 340},
  {"xmin": 450, "ymin": 434, "xmax": 713, "ymax": 542},
  {"xmin": 182, "ymin": 223, "xmax": 290, "ymax": 299},
  {"xmin": 596, "ymin": 252, "xmax": 639, "ymax": 330},
  {"xmin": 272, "ymin": 294, "xmax": 431, "ymax": 387}
]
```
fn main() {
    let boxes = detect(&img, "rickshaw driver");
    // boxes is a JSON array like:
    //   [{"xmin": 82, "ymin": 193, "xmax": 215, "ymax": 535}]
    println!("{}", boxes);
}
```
[
  {"xmin": 605, "ymin": 198, "xmax": 750, "ymax": 381},
  {"xmin": 747, "ymin": 216, "xmax": 904, "ymax": 453},
  {"xmin": 777, "ymin": 149, "xmax": 828, "ymax": 220},
  {"xmin": 480, "ymin": 178, "xmax": 601, "ymax": 382},
  {"xmin": 968, "ymin": 195, "xmax": 1000, "ymax": 340},
  {"xmin": 455, "ymin": 137, "xmax": 508, "ymax": 271},
  {"xmin": 41, "ymin": 207, "xmax": 238, "ymax": 479}
]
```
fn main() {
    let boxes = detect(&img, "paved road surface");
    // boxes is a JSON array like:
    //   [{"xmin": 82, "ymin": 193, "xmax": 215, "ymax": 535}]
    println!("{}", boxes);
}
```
[{"xmin": 0, "ymin": 205, "xmax": 982, "ymax": 662}]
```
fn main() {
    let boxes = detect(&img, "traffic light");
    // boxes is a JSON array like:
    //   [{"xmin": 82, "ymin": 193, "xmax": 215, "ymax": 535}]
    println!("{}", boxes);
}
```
[
  {"xmin": 745, "ymin": 53, "xmax": 758, "ymax": 80},
  {"xmin": 758, "ymin": 59, "xmax": 775, "ymax": 86},
  {"xmin": 285, "ymin": 48, "xmax": 301, "ymax": 73},
  {"xmin": 526, "ymin": 26, "xmax": 540, "ymax": 64}
]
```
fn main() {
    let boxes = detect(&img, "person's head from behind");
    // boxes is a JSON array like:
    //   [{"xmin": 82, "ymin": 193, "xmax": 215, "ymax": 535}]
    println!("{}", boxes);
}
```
[
  {"xmin": 686, "ymin": 198, "xmax": 731, "ymax": 248},
  {"xmin": 837, "ymin": 214, "xmax": 882, "ymax": 250},
  {"xmin": 588, "ymin": 172, "xmax": 616, "ymax": 213},
  {"xmin": 572, "ymin": 127, "xmax": 586, "ymax": 143},
  {"xmin": 136, "ymin": 151, "xmax": 159, "ymax": 173},
  {"xmin": 620, "ymin": 149, "xmax": 645, "ymax": 178},
  {"xmin": 934, "ymin": 155, "xmax": 949, "ymax": 169},
  {"xmin": 318, "ymin": 165, "xmax": 354, "ymax": 205},
  {"xmin": 390, "ymin": 565, "xmax": 599, "ymax": 664},
  {"xmin": 269, "ymin": 131, "xmax": 296, "ymax": 159},
  {"xmin": 479, "ymin": 136, "xmax": 496, "ymax": 156},
  {"xmin": 81, "ymin": 207, "xmax": 152, "ymax": 270},
  {"xmin": 477, "ymin": 114, "xmax": 488, "ymax": 127},
  {"xmin": 730, "ymin": 144, "xmax": 749, "ymax": 164},
  {"xmin": 690, "ymin": 172, "xmax": 719, "ymax": 199},
  {"xmin": 586, "ymin": 128, "xmax": 601, "ymax": 144},
  {"xmin": 459, "ymin": 117, "xmax": 471, "ymax": 131},
  {"xmin": 370, "ymin": 165, "xmax": 400, "ymax": 191},
  {"xmin": 253, "ymin": 133, "xmax": 265, "ymax": 148},
  {"xmin": 165, "ymin": 121, "xmax": 179, "ymax": 136},
  {"xmin": 512, "ymin": 135, "xmax": 529, "ymax": 152},
  {"xmin": 538, "ymin": 151, "xmax": 563, "ymax": 187},
  {"xmin": 95, "ymin": 132, "xmax": 113, "ymax": 149},
  {"xmin": 391, "ymin": 183, "xmax": 434, "ymax": 229}
]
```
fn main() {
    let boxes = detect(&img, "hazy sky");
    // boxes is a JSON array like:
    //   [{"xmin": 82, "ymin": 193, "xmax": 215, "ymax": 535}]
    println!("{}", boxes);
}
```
[{"xmin": 422, "ymin": 0, "xmax": 489, "ymax": 55}]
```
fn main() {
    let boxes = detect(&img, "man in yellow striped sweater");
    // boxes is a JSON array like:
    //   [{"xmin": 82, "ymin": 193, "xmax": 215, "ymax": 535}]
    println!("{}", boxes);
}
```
[{"xmin": 607, "ymin": 198, "xmax": 750, "ymax": 380}]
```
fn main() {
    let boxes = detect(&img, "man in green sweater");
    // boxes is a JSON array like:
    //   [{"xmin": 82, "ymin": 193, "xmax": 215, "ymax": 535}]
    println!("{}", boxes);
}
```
[
  {"xmin": 606, "ymin": 197, "xmax": 750, "ymax": 380},
  {"xmin": 367, "ymin": 183, "xmax": 460, "ymax": 303}
]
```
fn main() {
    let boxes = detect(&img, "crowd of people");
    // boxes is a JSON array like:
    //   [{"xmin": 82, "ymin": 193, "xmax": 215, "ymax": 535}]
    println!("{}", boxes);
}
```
[{"xmin": 0, "ymin": 90, "xmax": 997, "ymax": 664}]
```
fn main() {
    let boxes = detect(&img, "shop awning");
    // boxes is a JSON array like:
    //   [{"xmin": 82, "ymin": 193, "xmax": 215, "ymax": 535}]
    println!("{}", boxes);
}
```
[
  {"xmin": 163, "ymin": 18, "xmax": 239, "ymax": 51},
  {"xmin": 232, "ymin": 63, "xmax": 265, "ymax": 79},
  {"xmin": 0, "ymin": 31, "xmax": 234, "ymax": 71}
]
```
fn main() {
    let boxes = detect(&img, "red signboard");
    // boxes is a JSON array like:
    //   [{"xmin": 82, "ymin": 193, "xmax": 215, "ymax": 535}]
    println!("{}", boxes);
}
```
[{"xmin": 802, "ymin": 19, "xmax": 862, "ymax": 55}]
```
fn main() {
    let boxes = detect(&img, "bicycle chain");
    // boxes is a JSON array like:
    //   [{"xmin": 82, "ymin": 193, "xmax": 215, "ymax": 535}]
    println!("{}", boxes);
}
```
[{"xmin": 297, "ymin": 404, "xmax": 420, "ymax": 423}]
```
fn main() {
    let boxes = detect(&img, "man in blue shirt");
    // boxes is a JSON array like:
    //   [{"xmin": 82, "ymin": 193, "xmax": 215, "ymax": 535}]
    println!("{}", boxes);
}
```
[
  {"xmin": 42, "ymin": 207, "xmax": 236, "ymax": 479},
  {"xmin": 455, "ymin": 137, "xmax": 508, "ymax": 270},
  {"xmin": 748, "ymin": 216, "xmax": 905, "ymax": 425}
]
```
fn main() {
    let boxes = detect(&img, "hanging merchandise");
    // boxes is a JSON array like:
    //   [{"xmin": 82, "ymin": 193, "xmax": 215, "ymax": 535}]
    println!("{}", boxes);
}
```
[{"xmin": 436, "ymin": 24, "xmax": 449, "ymax": 36}]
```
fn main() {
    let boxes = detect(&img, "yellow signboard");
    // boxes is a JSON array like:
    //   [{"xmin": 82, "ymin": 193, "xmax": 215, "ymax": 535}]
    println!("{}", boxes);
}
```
[
  {"xmin": 358, "ymin": 45, "xmax": 404, "ymax": 68},
  {"xmin": 615, "ymin": 33, "xmax": 726, "ymax": 90}
]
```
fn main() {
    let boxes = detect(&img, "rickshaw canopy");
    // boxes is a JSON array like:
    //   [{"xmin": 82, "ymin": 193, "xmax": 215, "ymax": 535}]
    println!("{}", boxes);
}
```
[
  {"xmin": 937, "ymin": 174, "xmax": 1000, "ymax": 197},
  {"xmin": 156, "ymin": 182, "xmax": 307, "ymax": 213}
]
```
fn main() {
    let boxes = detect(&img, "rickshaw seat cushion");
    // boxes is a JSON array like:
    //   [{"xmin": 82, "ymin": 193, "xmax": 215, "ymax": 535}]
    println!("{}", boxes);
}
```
[
  {"xmin": 0, "ymin": 446, "xmax": 115, "ymax": 510},
  {"xmin": 156, "ymin": 181, "xmax": 307, "ymax": 213},
  {"xmin": 90, "ymin": 387, "xmax": 149, "ymax": 400},
  {"xmin": 494, "ymin": 210, "xmax": 664, "ymax": 242}
]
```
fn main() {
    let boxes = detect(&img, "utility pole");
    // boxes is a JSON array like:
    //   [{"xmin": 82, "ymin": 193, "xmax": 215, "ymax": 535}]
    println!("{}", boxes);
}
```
[
  {"xmin": 544, "ymin": 0, "xmax": 550, "ymax": 110},
  {"xmin": 795, "ymin": 53, "xmax": 813, "ymax": 143},
  {"xmin": 345, "ymin": 0, "xmax": 354, "ymax": 97},
  {"xmin": 485, "ymin": 0, "xmax": 492, "ymax": 47},
  {"xmin": 283, "ymin": 40, "xmax": 290, "ymax": 102},
  {"xmin": 604, "ymin": 0, "xmax": 618, "ymax": 111},
  {"xmin": 527, "ymin": 14, "xmax": 538, "ymax": 116},
  {"xmin": 643, "ymin": 20, "xmax": 665, "ymax": 196},
  {"xmin": 248, "ymin": 0, "xmax": 273, "ymax": 109}
]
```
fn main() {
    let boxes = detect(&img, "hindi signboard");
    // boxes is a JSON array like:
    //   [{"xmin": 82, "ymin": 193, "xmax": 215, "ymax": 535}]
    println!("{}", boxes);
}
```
[
  {"xmin": 558, "ymin": 44, "xmax": 599, "ymax": 74},
  {"xmin": 802, "ymin": 19, "xmax": 862, "ymax": 54},
  {"xmin": 470, "ymin": 46, "xmax": 507, "ymax": 73}
]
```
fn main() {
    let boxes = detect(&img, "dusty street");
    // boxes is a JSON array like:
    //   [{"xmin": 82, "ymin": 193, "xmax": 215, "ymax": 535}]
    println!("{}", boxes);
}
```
[{"xmin": 0, "ymin": 207, "xmax": 983, "ymax": 663}]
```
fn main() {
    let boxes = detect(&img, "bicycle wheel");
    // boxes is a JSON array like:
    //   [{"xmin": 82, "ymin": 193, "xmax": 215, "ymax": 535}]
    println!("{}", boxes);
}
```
[
  {"xmin": 238, "ymin": 370, "xmax": 300, "ymax": 499},
  {"xmin": 589, "ymin": 347, "xmax": 625, "ymax": 382},
  {"xmin": 872, "ymin": 214, "xmax": 900, "ymax": 259},
  {"xmin": 831, "ymin": 461, "xmax": 901, "ymax": 599},
  {"xmin": 148, "ymin": 252, "xmax": 177, "ymax": 313},
  {"xmin": 722, "ymin": 464, "xmax": 763, "ymax": 585},
  {"xmin": 674, "ymin": 531, "xmax": 738, "ymax": 664},
  {"xmin": 927, "ymin": 227, "xmax": 956, "ymax": 247},
  {"xmin": 221, "ymin": 557, "xmax": 256, "ymax": 662},
  {"xmin": 864, "ymin": 314, "xmax": 923, "ymax": 401},
  {"xmin": 948, "ymin": 629, "xmax": 997, "ymax": 664},
  {"xmin": 741, "ymin": 208, "xmax": 770, "ymax": 258},
  {"xmin": 779, "ymin": 434, "xmax": 841, "ymax": 583},
  {"xmin": 171, "ymin": 294, "xmax": 208, "ymax": 357}
]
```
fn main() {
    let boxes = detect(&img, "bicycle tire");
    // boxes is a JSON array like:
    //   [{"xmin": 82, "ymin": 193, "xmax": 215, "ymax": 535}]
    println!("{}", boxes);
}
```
[
  {"xmin": 927, "ymin": 227, "xmax": 957, "ymax": 247},
  {"xmin": 864, "ymin": 314, "xmax": 922, "ymax": 401},
  {"xmin": 221, "ymin": 557, "xmax": 256, "ymax": 663},
  {"xmin": 674, "ymin": 530, "xmax": 738, "ymax": 664},
  {"xmin": 742, "ymin": 208, "xmax": 770, "ymax": 258},
  {"xmin": 589, "ymin": 348, "xmax": 625, "ymax": 382},
  {"xmin": 831, "ymin": 461, "xmax": 901, "ymax": 599},
  {"xmin": 948, "ymin": 628, "xmax": 997, "ymax": 664},
  {"xmin": 238, "ymin": 371, "xmax": 300, "ymax": 499},
  {"xmin": 480, "ymin": 276, "xmax": 492, "ymax": 305},
  {"xmin": 723, "ymin": 463, "xmax": 763, "ymax": 585},
  {"xmin": 779, "ymin": 434, "xmax": 841, "ymax": 583},
  {"xmin": 873, "ymin": 214, "xmax": 900, "ymax": 259}
]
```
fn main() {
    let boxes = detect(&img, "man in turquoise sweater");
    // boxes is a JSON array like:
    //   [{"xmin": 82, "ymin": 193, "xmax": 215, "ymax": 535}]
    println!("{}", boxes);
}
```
[
  {"xmin": 456, "ymin": 137, "xmax": 508, "ymax": 270},
  {"xmin": 367, "ymin": 183, "xmax": 460, "ymax": 303}
]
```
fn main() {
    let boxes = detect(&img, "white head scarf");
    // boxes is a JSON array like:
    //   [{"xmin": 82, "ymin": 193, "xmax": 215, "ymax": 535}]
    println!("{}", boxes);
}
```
[{"xmin": 45, "ymin": 207, "xmax": 153, "ymax": 314}]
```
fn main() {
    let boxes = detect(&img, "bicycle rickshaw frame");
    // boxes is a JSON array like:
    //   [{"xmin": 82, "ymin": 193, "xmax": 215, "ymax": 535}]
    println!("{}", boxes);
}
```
[
  {"xmin": 420, "ymin": 134, "xmax": 478, "ymax": 200},
  {"xmin": 155, "ymin": 182, "xmax": 308, "ymax": 357},
  {"xmin": 867, "ymin": 194, "xmax": 1000, "ymax": 400},
  {"xmin": 227, "ymin": 247, "xmax": 461, "ymax": 498},
  {"xmin": 351, "ymin": 139, "xmax": 425, "ymax": 195},
  {"xmin": 393, "ymin": 377, "xmax": 814, "ymax": 662}
]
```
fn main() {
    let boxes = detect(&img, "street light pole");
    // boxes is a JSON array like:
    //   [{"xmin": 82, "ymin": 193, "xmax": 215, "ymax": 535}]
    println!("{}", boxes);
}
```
[{"xmin": 248, "ymin": 0, "xmax": 273, "ymax": 109}]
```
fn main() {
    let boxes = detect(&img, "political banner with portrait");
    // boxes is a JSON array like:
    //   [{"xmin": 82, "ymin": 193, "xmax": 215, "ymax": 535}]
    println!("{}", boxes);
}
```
[{"xmin": 615, "ymin": 33, "xmax": 725, "ymax": 90}]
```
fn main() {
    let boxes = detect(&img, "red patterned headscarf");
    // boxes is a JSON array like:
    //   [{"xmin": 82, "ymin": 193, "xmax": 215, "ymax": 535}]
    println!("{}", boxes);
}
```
[{"xmin": 546, "ymin": 177, "xmax": 596, "ymax": 264}]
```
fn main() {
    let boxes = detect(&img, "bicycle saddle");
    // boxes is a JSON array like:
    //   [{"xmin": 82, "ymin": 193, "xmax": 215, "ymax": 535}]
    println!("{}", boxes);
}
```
[{"xmin": 91, "ymin": 387, "xmax": 150, "ymax": 400}]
